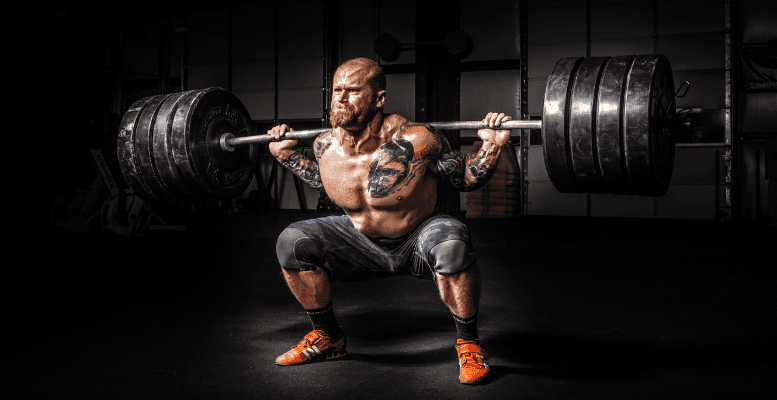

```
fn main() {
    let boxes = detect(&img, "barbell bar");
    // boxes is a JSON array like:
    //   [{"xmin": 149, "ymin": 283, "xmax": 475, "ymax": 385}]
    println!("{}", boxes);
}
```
[
  {"xmin": 218, "ymin": 120, "xmax": 543, "ymax": 151},
  {"xmin": 117, "ymin": 54, "xmax": 684, "ymax": 205}
]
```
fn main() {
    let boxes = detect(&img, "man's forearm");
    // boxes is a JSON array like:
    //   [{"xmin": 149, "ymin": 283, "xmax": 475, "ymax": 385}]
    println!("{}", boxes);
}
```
[
  {"xmin": 275, "ymin": 150, "xmax": 324, "ymax": 190},
  {"xmin": 460, "ymin": 140, "xmax": 503, "ymax": 191},
  {"xmin": 437, "ymin": 138, "xmax": 504, "ymax": 192}
]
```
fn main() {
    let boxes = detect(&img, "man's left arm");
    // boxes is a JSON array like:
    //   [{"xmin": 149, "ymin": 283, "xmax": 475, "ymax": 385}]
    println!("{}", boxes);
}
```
[{"xmin": 433, "ymin": 112, "xmax": 512, "ymax": 192}]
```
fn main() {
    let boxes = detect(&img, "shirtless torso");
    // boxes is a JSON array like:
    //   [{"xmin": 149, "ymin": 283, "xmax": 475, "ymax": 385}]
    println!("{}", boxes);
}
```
[{"xmin": 268, "ymin": 59, "xmax": 511, "ymax": 238}]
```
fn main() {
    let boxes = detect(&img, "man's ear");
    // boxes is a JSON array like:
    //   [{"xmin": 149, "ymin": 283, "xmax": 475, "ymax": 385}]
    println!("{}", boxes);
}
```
[{"xmin": 376, "ymin": 90, "xmax": 386, "ymax": 108}]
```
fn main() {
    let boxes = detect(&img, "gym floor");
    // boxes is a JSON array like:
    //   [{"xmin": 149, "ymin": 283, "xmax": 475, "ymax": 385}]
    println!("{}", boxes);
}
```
[{"xmin": 4, "ymin": 212, "xmax": 776, "ymax": 399}]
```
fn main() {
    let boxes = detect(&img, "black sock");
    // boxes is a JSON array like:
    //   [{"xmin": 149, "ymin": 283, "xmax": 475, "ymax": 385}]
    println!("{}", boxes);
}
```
[
  {"xmin": 305, "ymin": 302, "xmax": 341, "ymax": 336},
  {"xmin": 452, "ymin": 312, "xmax": 479, "ymax": 341}
]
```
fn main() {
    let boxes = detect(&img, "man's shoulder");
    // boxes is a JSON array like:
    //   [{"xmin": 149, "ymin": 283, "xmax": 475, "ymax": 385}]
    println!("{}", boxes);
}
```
[
  {"xmin": 314, "ymin": 130, "xmax": 336, "ymax": 160},
  {"xmin": 380, "ymin": 114, "xmax": 409, "ymax": 139},
  {"xmin": 388, "ymin": 118, "xmax": 441, "ymax": 159},
  {"xmin": 396, "ymin": 122, "xmax": 438, "ymax": 144}
]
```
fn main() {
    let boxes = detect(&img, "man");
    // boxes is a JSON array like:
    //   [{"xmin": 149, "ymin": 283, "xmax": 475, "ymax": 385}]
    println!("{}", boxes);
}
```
[{"xmin": 268, "ymin": 57, "xmax": 511, "ymax": 385}]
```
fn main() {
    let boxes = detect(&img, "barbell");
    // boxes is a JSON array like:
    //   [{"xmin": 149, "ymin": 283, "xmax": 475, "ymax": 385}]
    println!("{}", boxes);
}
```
[{"xmin": 117, "ymin": 54, "xmax": 686, "ymax": 205}]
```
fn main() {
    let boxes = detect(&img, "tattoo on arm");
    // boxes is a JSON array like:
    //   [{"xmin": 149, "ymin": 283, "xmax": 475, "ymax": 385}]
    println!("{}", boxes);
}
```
[
  {"xmin": 279, "ymin": 153, "xmax": 323, "ymax": 190},
  {"xmin": 433, "ymin": 128, "xmax": 502, "ymax": 191},
  {"xmin": 314, "ymin": 134, "xmax": 333, "ymax": 161}
]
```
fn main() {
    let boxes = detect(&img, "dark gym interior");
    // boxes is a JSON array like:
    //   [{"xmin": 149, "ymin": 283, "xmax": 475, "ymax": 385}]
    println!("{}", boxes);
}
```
[{"xmin": 8, "ymin": 0, "xmax": 776, "ymax": 399}]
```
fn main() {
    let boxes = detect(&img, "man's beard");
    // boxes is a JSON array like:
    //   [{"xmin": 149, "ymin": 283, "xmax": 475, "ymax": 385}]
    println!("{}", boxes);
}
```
[{"xmin": 330, "ymin": 102, "xmax": 375, "ymax": 130}]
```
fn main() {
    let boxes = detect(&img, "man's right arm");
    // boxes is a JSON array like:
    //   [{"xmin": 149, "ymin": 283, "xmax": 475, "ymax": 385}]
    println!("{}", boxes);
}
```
[{"xmin": 268, "ymin": 125, "xmax": 324, "ymax": 190}]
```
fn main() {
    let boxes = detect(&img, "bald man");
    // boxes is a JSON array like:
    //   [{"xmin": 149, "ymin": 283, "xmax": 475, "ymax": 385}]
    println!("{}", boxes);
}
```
[{"xmin": 268, "ymin": 57, "xmax": 511, "ymax": 385}]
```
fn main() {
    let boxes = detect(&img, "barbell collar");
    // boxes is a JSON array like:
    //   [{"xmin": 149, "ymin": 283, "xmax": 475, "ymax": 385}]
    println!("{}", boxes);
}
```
[{"xmin": 221, "ymin": 119, "xmax": 542, "ymax": 151}]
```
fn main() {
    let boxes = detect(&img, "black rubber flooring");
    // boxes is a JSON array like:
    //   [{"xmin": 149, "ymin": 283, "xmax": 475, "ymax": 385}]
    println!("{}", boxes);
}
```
[{"xmin": 3, "ymin": 212, "xmax": 776, "ymax": 399}]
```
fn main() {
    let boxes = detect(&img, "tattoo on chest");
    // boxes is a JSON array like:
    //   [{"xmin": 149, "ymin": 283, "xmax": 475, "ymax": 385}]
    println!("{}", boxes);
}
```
[
  {"xmin": 368, "ymin": 139, "xmax": 417, "ymax": 198},
  {"xmin": 280, "ymin": 153, "xmax": 323, "ymax": 189}
]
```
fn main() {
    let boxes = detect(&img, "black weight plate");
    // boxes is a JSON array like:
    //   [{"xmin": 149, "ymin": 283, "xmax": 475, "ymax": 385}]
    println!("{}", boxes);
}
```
[
  {"xmin": 171, "ymin": 88, "xmax": 257, "ymax": 200},
  {"xmin": 595, "ymin": 55, "xmax": 634, "ymax": 194},
  {"xmin": 568, "ymin": 56, "xmax": 609, "ymax": 193},
  {"xmin": 542, "ymin": 56, "xmax": 584, "ymax": 193},
  {"xmin": 152, "ymin": 90, "xmax": 201, "ymax": 203},
  {"xmin": 132, "ymin": 93, "xmax": 181, "ymax": 204},
  {"xmin": 648, "ymin": 55, "xmax": 676, "ymax": 196},
  {"xmin": 116, "ymin": 95, "xmax": 172, "ymax": 204},
  {"xmin": 623, "ymin": 54, "xmax": 676, "ymax": 196}
]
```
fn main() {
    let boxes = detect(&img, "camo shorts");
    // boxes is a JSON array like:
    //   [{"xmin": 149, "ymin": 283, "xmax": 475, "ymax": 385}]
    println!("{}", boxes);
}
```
[{"xmin": 276, "ymin": 213, "xmax": 475, "ymax": 282}]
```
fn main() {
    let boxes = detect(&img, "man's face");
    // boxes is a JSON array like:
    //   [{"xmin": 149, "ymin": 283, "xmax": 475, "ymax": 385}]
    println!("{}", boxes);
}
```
[{"xmin": 329, "ymin": 65, "xmax": 383, "ymax": 130}]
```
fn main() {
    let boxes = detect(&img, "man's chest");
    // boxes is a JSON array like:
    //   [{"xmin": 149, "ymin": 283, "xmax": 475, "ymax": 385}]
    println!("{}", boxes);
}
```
[{"xmin": 319, "ymin": 138, "xmax": 431, "ymax": 200}]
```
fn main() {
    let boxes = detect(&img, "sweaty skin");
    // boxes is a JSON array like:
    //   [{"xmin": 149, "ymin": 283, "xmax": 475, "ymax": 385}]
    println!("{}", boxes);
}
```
[{"xmin": 269, "ymin": 59, "xmax": 511, "ymax": 238}]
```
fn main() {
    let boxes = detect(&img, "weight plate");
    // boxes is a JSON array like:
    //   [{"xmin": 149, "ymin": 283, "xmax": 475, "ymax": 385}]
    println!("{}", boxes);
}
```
[
  {"xmin": 152, "ymin": 90, "xmax": 201, "ymax": 202},
  {"xmin": 117, "ymin": 95, "xmax": 166, "ymax": 204},
  {"xmin": 170, "ymin": 88, "xmax": 257, "ymax": 200},
  {"xmin": 568, "ymin": 56, "xmax": 609, "ymax": 193},
  {"xmin": 623, "ymin": 54, "xmax": 675, "ymax": 196},
  {"xmin": 595, "ymin": 55, "xmax": 634, "ymax": 194},
  {"xmin": 132, "ymin": 93, "xmax": 182, "ymax": 204},
  {"xmin": 543, "ymin": 56, "xmax": 584, "ymax": 193}
]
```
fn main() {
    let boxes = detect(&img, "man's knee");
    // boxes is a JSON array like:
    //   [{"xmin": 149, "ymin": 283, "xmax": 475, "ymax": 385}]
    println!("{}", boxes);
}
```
[
  {"xmin": 276, "ymin": 227, "xmax": 326, "ymax": 271},
  {"xmin": 429, "ymin": 240, "xmax": 477, "ymax": 276}
]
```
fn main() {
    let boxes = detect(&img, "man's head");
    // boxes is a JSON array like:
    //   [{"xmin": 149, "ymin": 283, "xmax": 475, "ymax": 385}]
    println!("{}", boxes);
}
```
[{"xmin": 329, "ymin": 58, "xmax": 386, "ymax": 130}]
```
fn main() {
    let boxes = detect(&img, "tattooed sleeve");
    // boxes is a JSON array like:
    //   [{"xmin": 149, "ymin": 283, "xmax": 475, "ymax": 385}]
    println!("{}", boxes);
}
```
[
  {"xmin": 279, "ymin": 153, "xmax": 323, "ymax": 190},
  {"xmin": 431, "ymin": 126, "xmax": 503, "ymax": 192},
  {"xmin": 276, "ymin": 133, "xmax": 335, "ymax": 190}
]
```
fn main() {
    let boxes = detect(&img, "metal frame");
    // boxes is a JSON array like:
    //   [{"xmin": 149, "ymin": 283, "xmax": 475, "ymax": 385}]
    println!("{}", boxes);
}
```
[
  {"xmin": 724, "ymin": 0, "xmax": 735, "ymax": 219},
  {"xmin": 520, "ymin": 0, "xmax": 529, "ymax": 217}
]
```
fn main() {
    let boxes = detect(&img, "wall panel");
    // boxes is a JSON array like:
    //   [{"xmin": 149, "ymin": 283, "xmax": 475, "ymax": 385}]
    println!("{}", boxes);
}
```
[
  {"xmin": 232, "ymin": 61, "xmax": 274, "ymax": 92},
  {"xmin": 188, "ymin": 65, "xmax": 228, "ymax": 90},
  {"xmin": 278, "ymin": 89, "xmax": 322, "ymax": 120},
  {"xmin": 461, "ymin": 0, "xmax": 521, "ymax": 62},
  {"xmin": 232, "ymin": 32, "xmax": 274, "ymax": 62},
  {"xmin": 123, "ymin": 29, "xmax": 158, "ymax": 78},
  {"xmin": 740, "ymin": 0, "xmax": 777, "ymax": 43},
  {"xmin": 234, "ymin": 91, "xmax": 275, "ymax": 121},
  {"xmin": 658, "ymin": 33, "xmax": 725, "ymax": 70},
  {"xmin": 527, "ymin": 43, "xmax": 587, "ymax": 79},
  {"xmin": 460, "ymin": 70, "xmax": 521, "ymax": 135},
  {"xmin": 384, "ymin": 73, "xmax": 415, "ymax": 120},
  {"xmin": 740, "ymin": 93, "xmax": 777, "ymax": 134},
  {"xmin": 657, "ymin": 0, "xmax": 724, "ymax": 35},
  {"xmin": 339, "ymin": 0, "xmax": 375, "ymax": 61},
  {"xmin": 591, "ymin": 1, "xmax": 653, "ymax": 40},
  {"xmin": 590, "ymin": 39, "xmax": 653, "ymax": 57},
  {"xmin": 277, "ymin": 58, "xmax": 322, "ymax": 89},
  {"xmin": 527, "ymin": 7, "xmax": 586, "ymax": 45},
  {"xmin": 378, "ymin": 0, "xmax": 416, "ymax": 65},
  {"xmin": 278, "ymin": 27, "xmax": 324, "ymax": 58},
  {"xmin": 673, "ymin": 71, "xmax": 725, "ymax": 109},
  {"xmin": 231, "ymin": 5, "xmax": 275, "ymax": 32}
]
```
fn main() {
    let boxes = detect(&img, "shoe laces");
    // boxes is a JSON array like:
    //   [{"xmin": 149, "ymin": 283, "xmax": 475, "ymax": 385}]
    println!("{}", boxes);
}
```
[
  {"xmin": 293, "ymin": 331, "xmax": 321, "ymax": 350},
  {"xmin": 459, "ymin": 351, "xmax": 487, "ymax": 369}
]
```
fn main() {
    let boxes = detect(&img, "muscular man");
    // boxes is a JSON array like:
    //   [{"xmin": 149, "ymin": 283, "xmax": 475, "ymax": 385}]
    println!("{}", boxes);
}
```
[{"xmin": 268, "ymin": 57, "xmax": 511, "ymax": 385}]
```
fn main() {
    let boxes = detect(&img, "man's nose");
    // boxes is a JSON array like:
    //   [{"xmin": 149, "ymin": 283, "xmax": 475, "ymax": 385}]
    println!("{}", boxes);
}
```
[{"xmin": 334, "ymin": 91, "xmax": 347, "ymax": 102}]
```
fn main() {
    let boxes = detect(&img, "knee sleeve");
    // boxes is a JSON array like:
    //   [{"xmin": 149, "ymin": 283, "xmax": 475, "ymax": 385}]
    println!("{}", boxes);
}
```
[
  {"xmin": 429, "ymin": 240, "xmax": 477, "ymax": 276},
  {"xmin": 276, "ymin": 228, "xmax": 327, "ymax": 271}
]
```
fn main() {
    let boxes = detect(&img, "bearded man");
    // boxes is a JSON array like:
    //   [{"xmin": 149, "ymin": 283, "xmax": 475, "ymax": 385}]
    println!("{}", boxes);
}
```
[{"xmin": 268, "ymin": 57, "xmax": 511, "ymax": 385}]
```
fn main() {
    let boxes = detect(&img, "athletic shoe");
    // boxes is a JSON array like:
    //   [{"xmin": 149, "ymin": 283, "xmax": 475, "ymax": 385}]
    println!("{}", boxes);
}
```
[
  {"xmin": 456, "ymin": 338, "xmax": 490, "ymax": 385},
  {"xmin": 275, "ymin": 329, "xmax": 347, "ymax": 366}
]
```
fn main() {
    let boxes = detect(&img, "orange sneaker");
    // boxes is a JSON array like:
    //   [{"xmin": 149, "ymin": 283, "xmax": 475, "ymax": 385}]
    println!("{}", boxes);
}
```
[
  {"xmin": 456, "ymin": 339, "xmax": 490, "ymax": 385},
  {"xmin": 275, "ymin": 329, "xmax": 347, "ymax": 366}
]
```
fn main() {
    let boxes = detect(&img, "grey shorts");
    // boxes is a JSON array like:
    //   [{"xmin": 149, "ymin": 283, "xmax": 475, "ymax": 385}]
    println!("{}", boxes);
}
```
[{"xmin": 276, "ymin": 214, "xmax": 476, "ymax": 282}]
